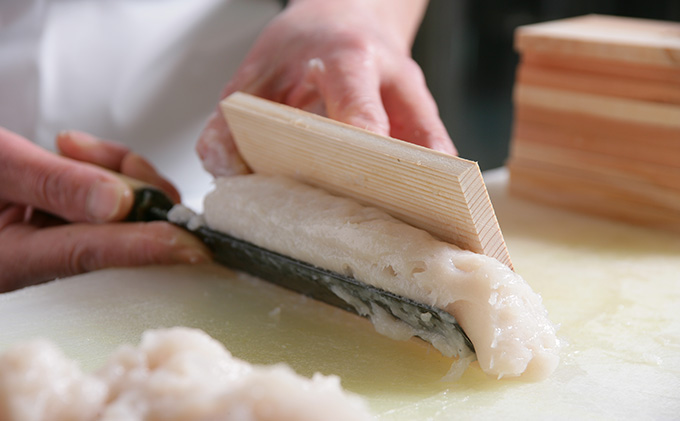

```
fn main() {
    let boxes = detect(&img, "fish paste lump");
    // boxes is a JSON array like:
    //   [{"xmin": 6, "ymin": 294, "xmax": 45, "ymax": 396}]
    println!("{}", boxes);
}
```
[
  {"xmin": 0, "ymin": 328, "xmax": 372, "ymax": 421},
  {"xmin": 203, "ymin": 175, "xmax": 560, "ymax": 380},
  {"xmin": 0, "ymin": 340, "xmax": 107, "ymax": 421}
]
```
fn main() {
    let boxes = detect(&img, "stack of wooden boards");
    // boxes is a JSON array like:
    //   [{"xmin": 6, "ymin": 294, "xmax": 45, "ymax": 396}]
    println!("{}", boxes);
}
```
[{"xmin": 507, "ymin": 15, "xmax": 680, "ymax": 232}]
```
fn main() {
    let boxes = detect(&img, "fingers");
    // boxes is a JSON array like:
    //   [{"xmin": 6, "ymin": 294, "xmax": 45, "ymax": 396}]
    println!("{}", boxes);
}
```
[
  {"xmin": 196, "ymin": 50, "xmax": 280, "ymax": 178},
  {"xmin": 196, "ymin": 112, "xmax": 250, "ymax": 177},
  {"xmin": 0, "ymin": 204, "xmax": 26, "ymax": 229},
  {"xmin": 381, "ymin": 60, "xmax": 457, "ymax": 155},
  {"xmin": 285, "ymin": 58, "xmax": 327, "ymax": 114},
  {"xmin": 0, "ymin": 128, "xmax": 133, "ymax": 223},
  {"xmin": 120, "ymin": 153, "xmax": 181, "ymax": 204},
  {"xmin": 58, "ymin": 131, "xmax": 181, "ymax": 203},
  {"xmin": 0, "ymin": 129, "xmax": 209, "ymax": 292},
  {"xmin": 313, "ymin": 55, "xmax": 391, "ymax": 137},
  {"xmin": 56, "ymin": 130, "xmax": 130, "ymax": 171},
  {"xmin": 194, "ymin": 22, "xmax": 454, "ymax": 179},
  {"xmin": 287, "ymin": 54, "xmax": 454, "ymax": 157},
  {"xmin": 0, "ymin": 221, "xmax": 211, "ymax": 292},
  {"xmin": 304, "ymin": 55, "xmax": 455, "ymax": 156}
]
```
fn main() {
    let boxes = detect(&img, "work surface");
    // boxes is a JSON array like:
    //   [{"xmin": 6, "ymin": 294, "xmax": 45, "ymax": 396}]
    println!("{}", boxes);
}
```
[{"xmin": 1, "ymin": 169, "xmax": 679, "ymax": 419}]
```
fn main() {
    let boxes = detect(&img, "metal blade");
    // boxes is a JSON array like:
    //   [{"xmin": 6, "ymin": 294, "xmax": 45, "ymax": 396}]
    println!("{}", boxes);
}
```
[{"xmin": 129, "ymin": 187, "xmax": 475, "ymax": 358}]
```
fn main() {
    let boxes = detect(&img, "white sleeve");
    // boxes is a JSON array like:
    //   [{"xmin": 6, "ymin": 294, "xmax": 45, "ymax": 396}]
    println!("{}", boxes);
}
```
[
  {"xmin": 0, "ymin": 0, "xmax": 281, "ymax": 209},
  {"xmin": 0, "ymin": 0, "xmax": 46, "ymax": 140}
]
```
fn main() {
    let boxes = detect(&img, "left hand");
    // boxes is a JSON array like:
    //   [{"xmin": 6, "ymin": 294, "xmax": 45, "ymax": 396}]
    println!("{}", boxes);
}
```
[
  {"xmin": 0, "ymin": 129, "xmax": 210, "ymax": 292},
  {"xmin": 197, "ymin": 0, "xmax": 456, "ymax": 177}
]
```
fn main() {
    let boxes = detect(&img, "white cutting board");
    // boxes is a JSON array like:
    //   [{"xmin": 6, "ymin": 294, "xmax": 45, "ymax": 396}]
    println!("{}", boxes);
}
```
[{"xmin": 1, "ymin": 169, "xmax": 679, "ymax": 420}]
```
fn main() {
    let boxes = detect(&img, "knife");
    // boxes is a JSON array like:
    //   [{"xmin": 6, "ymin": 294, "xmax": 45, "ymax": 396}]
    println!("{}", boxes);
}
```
[{"xmin": 126, "ymin": 183, "xmax": 475, "ymax": 358}]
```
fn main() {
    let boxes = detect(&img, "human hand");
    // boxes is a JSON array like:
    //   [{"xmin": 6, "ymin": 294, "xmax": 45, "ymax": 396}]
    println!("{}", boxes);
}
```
[
  {"xmin": 0, "ymin": 128, "xmax": 210, "ymax": 292},
  {"xmin": 197, "ymin": 0, "xmax": 456, "ymax": 177}
]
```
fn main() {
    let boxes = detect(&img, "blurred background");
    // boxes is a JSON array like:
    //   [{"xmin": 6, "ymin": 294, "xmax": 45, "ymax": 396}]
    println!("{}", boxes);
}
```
[{"xmin": 412, "ymin": 0, "xmax": 680, "ymax": 171}]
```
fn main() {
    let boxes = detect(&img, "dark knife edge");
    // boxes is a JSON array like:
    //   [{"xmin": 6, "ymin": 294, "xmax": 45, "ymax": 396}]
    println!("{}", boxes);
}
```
[{"xmin": 128, "ymin": 187, "xmax": 476, "ymax": 357}]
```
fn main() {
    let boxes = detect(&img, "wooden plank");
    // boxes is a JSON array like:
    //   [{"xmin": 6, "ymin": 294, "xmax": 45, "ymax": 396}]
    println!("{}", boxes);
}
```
[
  {"xmin": 220, "ymin": 92, "xmax": 512, "ymax": 268},
  {"xmin": 521, "ymin": 52, "xmax": 680, "ymax": 84},
  {"xmin": 511, "ymin": 116, "xmax": 680, "ymax": 168},
  {"xmin": 513, "ymin": 104, "xmax": 680, "ymax": 154},
  {"xmin": 508, "ymin": 158, "xmax": 680, "ymax": 213},
  {"xmin": 515, "ymin": 15, "xmax": 680, "ymax": 68},
  {"xmin": 508, "ymin": 160, "xmax": 680, "ymax": 233},
  {"xmin": 509, "ymin": 14, "xmax": 680, "ymax": 233},
  {"xmin": 510, "ymin": 140, "xmax": 680, "ymax": 194},
  {"xmin": 517, "ymin": 62, "xmax": 680, "ymax": 105},
  {"xmin": 514, "ymin": 84, "xmax": 680, "ymax": 129}
]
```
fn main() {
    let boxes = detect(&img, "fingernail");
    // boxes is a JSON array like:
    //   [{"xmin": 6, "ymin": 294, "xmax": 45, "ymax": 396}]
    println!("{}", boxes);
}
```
[
  {"xmin": 172, "ymin": 248, "xmax": 212, "ymax": 264},
  {"xmin": 171, "ymin": 234, "xmax": 212, "ymax": 264},
  {"xmin": 61, "ymin": 130, "xmax": 98, "ymax": 148},
  {"xmin": 87, "ymin": 180, "xmax": 131, "ymax": 222}
]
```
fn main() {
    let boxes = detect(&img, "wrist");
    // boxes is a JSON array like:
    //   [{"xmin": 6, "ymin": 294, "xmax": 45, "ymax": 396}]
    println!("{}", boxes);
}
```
[{"xmin": 285, "ymin": 0, "xmax": 428, "ymax": 54}]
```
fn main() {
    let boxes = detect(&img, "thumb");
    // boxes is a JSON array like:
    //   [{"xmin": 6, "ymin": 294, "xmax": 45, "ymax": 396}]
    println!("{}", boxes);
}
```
[{"xmin": 0, "ymin": 128, "xmax": 133, "ymax": 223}]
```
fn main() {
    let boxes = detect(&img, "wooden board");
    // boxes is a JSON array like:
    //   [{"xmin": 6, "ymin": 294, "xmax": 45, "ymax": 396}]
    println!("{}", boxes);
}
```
[
  {"xmin": 514, "ymin": 104, "xmax": 680, "ymax": 158},
  {"xmin": 517, "ymin": 62, "xmax": 680, "ymax": 104},
  {"xmin": 522, "ymin": 51, "xmax": 680, "ymax": 84},
  {"xmin": 514, "ymin": 84, "xmax": 680, "ymax": 129},
  {"xmin": 510, "ymin": 141, "xmax": 680, "ymax": 192},
  {"xmin": 511, "ymin": 115, "xmax": 680, "ymax": 168},
  {"xmin": 515, "ymin": 14, "xmax": 680, "ymax": 68},
  {"xmin": 508, "ymin": 162, "xmax": 680, "ymax": 231},
  {"xmin": 509, "ymin": 15, "xmax": 680, "ymax": 232},
  {"xmin": 220, "ymin": 92, "xmax": 512, "ymax": 268}
]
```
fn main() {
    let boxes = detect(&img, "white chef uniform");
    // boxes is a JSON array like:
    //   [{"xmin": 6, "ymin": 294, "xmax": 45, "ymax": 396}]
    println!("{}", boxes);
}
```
[{"xmin": 0, "ymin": 0, "xmax": 281, "ymax": 209}]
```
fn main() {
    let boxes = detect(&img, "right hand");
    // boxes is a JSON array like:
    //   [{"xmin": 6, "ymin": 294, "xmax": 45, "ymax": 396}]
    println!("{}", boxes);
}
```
[
  {"xmin": 0, "ymin": 128, "xmax": 211, "ymax": 292},
  {"xmin": 196, "ymin": 0, "xmax": 456, "ymax": 177}
]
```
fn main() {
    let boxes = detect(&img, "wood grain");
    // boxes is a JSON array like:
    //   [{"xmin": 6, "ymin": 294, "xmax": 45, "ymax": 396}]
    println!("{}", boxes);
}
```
[
  {"xmin": 515, "ymin": 14, "xmax": 680, "ymax": 68},
  {"xmin": 514, "ymin": 85, "xmax": 680, "ymax": 129},
  {"xmin": 517, "ymin": 63, "xmax": 680, "ymax": 104},
  {"xmin": 221, "ymin": 92, "xmax": 512, "ymax": 268},
  {"xmin": 512, "ymin": 108, "xmax": 680, "ymax": 167},
  {"xmin": 508, "ymin": 161, "xmax": 680, "ymax": 232},
  {"xmin": 509, "ymin": 15, "xmax": 680, "ymax": 232},
  {"xmin": 510, "ymin": 141, "xmax": 680, "ymax": 193},
  {"xmin": 522, "ymin": 52, "xmax": 680, "ymax": 84}
]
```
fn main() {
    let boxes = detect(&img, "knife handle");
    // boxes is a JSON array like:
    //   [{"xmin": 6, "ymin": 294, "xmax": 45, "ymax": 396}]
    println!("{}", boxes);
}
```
[{"xmin": 111, "ymin": 173, "xmax": 176, "ymax": 223}]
